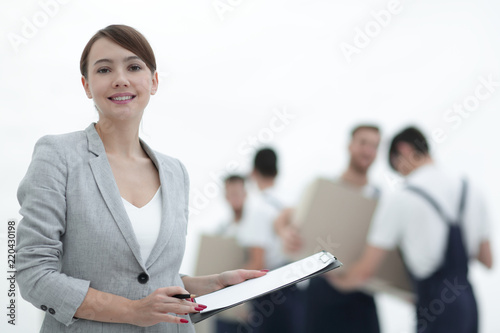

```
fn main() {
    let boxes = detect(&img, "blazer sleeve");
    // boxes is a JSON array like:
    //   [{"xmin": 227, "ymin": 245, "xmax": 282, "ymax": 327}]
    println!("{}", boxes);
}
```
[
  {"xmin": 16, "ymin": 136, "xmax": 90, "ymax": 326},
  {"xmin": 178, "ymin": 159, "xmax": 190, "ymax": 279},
  {"xmin": 178, "ymin": 159, "xmax": 190, "ymax": 222}
]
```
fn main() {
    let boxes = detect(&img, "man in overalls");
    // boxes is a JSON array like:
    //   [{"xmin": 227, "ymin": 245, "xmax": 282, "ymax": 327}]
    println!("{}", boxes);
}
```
[{"xmin": 330, "ymin": 126, "xmax": 493, "ymax": 333}]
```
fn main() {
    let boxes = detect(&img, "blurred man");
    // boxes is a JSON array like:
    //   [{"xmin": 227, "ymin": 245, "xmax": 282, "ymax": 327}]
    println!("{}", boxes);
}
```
[
  {"xmin": 214, "ymin": 175, "xmax": 249, "ymax": 333},
  {"xmin": 331, "ymin": 126, "xmax": 493, "ymax": 333},
  {"xmin": 339, "ymin": 124, "xmax": 382, "ymax": 197},
  {"xmin": 275, "ymin": 124, "xmax": 382, "ymax": 333},
  {"xmin": 215, "ymin": 175, "xmax": 247, "ymax": 237},
  {"xmin": 238, "ymin": 148, "xmax": 305, "ymax": 333}
]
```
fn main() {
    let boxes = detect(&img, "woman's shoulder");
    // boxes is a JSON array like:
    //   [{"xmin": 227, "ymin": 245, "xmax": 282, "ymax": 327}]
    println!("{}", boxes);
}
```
[{"xmin": 33, "ymin": 129, "xmax": 87, "ymax": 154}]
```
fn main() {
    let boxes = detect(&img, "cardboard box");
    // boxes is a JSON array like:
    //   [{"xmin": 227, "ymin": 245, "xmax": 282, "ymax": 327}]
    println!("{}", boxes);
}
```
[
  {"xmin": 194, "ymin": 234, "xmax": 249, "ymax": 332},
  {"xmin": 194, "ymin": 235, "xmax": 246, "ymax": 276},
  {"xmin": 292, "ymin": 178, "xmax": 414, "ymax": 301}
]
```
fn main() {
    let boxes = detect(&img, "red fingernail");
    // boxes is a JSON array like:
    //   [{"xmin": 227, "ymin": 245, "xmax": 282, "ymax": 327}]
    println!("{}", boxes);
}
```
[
  {"xmin": 198, "ymin": 304, "xmax": 207, "ymax": 309},
  {"xmin": 260, "ymin": 269, "xmax": 269, "ymax": 272},
  {"xmin": 195, "ymin": 306, "xmax": 204, "ymax": 311},
  {"xmin": 180, "ymin": 319, "xmax": 189, "ymax": 323}
]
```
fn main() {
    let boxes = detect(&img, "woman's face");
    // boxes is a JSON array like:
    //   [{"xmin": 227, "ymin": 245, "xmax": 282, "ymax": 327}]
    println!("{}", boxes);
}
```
[{"xmin": 81, "ymin": 38, "xmax": 158, "ymax": 123}]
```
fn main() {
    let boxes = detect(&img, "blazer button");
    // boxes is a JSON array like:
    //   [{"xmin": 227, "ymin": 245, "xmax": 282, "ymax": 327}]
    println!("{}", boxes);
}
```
[
  {"xmin": 137, "ymin": 272, "xmax": 149, "ymax": 284},
  {"xmin": 41, "ymin": 305, "xmax": 47, "ymax": 311},
  {"xmin": 48, "ymin": 308, "xmax": 56, "ymax": 315}
]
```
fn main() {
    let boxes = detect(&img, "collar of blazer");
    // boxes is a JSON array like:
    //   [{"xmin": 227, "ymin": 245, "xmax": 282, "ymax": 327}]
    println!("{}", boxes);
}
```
[{"xmin": 84, "ymin": 123, "xmax": 179, "ymax": 271}]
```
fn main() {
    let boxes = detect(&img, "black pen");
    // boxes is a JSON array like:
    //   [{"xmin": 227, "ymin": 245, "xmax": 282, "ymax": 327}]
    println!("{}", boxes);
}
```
[{"xmin": 173, "ymin": 293, "xmax": 196, "ymax": 299}]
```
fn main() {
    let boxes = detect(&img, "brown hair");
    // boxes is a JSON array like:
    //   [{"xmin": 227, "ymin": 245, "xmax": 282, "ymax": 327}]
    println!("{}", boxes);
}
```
[
  {"xmin": 351, "ymin": 124, "xmax": 380, "ymax": 138},
  {"xmin": 80, "ymin": 25, "xmax": 156, "ymax": 78}
]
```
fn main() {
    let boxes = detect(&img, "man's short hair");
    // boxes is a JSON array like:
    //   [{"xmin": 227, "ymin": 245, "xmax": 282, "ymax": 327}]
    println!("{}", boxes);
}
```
[
  {"xmin": 253, "ymin": 148, "xmax": 278, "ymax": 178},
  {"xmin": 351, "ymin": 124, "xmax": 380, "ymax": 138},
  {"xmin": 224, "ymin": 174, "xmax": 245, "ymax": 184},
  {"xmin": 389, "ymin": 126, "xmax": 429, "ymax": 170}
]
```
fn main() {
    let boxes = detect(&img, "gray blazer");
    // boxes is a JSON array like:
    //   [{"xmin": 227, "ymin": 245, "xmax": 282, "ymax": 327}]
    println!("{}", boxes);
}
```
[{"xmin": 16, "ymin": 123, "xmax": 195, "ymax": 333}]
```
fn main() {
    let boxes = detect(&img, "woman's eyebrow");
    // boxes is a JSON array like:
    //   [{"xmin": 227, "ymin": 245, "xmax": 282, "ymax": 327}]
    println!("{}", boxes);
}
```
[{"xmin": 93, "ymin": 56, "xmax": 142, "ymax": 66}]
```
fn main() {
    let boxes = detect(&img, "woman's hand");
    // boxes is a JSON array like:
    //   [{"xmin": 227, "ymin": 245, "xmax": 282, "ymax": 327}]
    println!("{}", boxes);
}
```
[
  {"xmin": 215, "ymin": 269, "xmax": 268, "ymax": 290},
  {"xmin": 181, "ymin": 270, "xmax": 267, "ymax": 298},
  {"xmin": 128, "ymin": 286, "xmax": 206, "ymax": 327}
]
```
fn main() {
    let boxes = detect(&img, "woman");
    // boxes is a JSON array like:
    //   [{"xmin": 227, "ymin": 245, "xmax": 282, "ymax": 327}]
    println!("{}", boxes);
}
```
[{"xmin": 16, "ymin": 24, "xmax": 266, "ymax": 332}]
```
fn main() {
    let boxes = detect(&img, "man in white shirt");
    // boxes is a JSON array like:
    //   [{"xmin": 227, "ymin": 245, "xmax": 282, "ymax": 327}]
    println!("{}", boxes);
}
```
[
  {"xmin": 215, "ymin": 175, "xmax": 247, "ymax": 238},
  {"xmin": 275, "ymin": 124, "xmax": 382, "ymax": 333},
  {"xmin": 331, "ymin": 126, "xmax": 493, "ymax": 333},
  {"xmin": 240, "ymin": 148, "xmax": 304, "ymax": 333},
  {"xmin": 213, "ymin": 175, "xmax": 250, "ymax": 333}
]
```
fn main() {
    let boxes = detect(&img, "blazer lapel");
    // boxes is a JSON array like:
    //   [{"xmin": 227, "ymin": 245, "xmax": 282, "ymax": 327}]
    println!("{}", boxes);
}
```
[
  {"xmin": 141, "ymin": 141, "xmax": 179, "ymax": 269},
  {"xmin": 85, "ymin": 124, "xmax": 146, "ymax": 271}
]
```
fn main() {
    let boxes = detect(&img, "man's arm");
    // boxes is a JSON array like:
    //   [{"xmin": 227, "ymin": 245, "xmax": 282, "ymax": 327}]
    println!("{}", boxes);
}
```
[
  {"xmin": 328, "ymin": 245, "xmax": 388, "ymax": 291},
  {"xmin": 477, "ymin": 240, "xmax": 493, "ymax": 269},
  {"xmin": 244, "ymin": 247, "xmax": 266, "ymax": 270},
  {"xmin": 274, "ymin": 208, "xmax": 303, "ymax": 253}
]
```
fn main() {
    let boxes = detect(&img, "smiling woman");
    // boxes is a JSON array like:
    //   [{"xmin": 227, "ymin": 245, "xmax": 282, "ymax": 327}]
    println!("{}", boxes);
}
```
[
  {"xmin": 15, "ymin": 24, "xmax": 267, "ymax": 333},
  {"xmin": 81, "ymin": 30, "xmax": 158, "ymax": 128}
]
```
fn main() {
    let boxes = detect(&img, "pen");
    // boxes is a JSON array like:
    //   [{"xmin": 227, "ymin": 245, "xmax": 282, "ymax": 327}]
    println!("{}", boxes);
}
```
[{"xmin": 172, "ymin": 293, "xmax": 196, "ymax": 299}]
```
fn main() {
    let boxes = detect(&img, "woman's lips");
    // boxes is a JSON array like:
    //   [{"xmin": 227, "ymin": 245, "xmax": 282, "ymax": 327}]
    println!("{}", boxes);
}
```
[{"xmin": 108, "ymin": 94, "xmax": 136, "ymax": 104}]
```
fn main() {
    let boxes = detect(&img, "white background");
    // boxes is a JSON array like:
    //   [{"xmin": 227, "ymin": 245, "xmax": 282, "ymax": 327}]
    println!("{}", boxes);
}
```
[{"xmin": 1, "ymin": 0, "xmax": 499, "ymax": 332}]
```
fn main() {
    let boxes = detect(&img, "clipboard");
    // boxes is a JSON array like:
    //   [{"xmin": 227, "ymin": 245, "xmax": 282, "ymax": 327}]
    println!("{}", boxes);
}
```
[{"xmin": 190, "ymin": 251, "xmax": 342, "ymax": 323}]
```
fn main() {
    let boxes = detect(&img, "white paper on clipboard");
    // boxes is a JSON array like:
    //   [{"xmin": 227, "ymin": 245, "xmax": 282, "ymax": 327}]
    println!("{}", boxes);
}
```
[{"xmin": 190, "ymin": 251, "xmax": 342, "ymax": 323}]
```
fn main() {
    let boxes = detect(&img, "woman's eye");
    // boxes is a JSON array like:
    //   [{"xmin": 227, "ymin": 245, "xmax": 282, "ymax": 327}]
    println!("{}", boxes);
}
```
[
  {"xmin": 97, "ymin": 68, "xmax": 110, "ymax": 74},
  {"xmin": 129, "ymin": 65, "xmax": 141, "ymax": 71}
]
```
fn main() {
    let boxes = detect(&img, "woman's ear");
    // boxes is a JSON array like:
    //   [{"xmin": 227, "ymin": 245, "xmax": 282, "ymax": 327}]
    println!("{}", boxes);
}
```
[
  {"xmin": 81, "ymin": 76, "xmax": 92, "ymax": 99},
  {"xmin": 151, "ymin": 72, "xmax": 159, "ymax": 95}
]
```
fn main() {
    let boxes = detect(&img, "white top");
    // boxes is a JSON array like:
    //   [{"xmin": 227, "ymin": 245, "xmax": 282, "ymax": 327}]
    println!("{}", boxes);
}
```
[
  {"xmin": 336, "ymin": 177, "xmax": 381, "ymax": 200},
  {"xmin": 214, "ymin": 204, "xmax": 244, "ymax": 238},
  {"xmin": 122, "ymin": 187, "xmax": 162, "ymax": 264},
  {"xmin": 236, "ymin": 187, "xmax": 289, "ymax": 270},
  {"xmin": 368, "ymin": 164, "xmax": 491, "ymax": 279},
  {"xmin": 362, "ymin": 183, "xmax": 381, "ymax": 199}
]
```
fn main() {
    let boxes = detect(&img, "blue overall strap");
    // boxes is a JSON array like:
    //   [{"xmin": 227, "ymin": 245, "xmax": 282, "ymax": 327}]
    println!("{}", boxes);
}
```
[
  {"xmin": 405, "ymin": 185, "xmax": 449, "ymax": 223},
  {"xmin": 372, "ymin": 186, "xmax": 382, "ymax": 199},
  {"xmin": 405, "ymin": 179, "xmax": 468, "ymax": 224},
  {"xmin": 457, "ymin": 179, "xmax": 468, "ymax": 223}
]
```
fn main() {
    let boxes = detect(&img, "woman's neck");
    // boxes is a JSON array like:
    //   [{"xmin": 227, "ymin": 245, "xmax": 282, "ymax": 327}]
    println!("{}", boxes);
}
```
[{"xmin": 95, "ymin": 120, "xmax": 143, "ymax": 158}]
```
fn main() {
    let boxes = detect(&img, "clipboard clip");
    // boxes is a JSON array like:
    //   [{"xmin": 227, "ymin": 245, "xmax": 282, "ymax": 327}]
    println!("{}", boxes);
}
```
[{"xmin": 319, "ymin": 251, "xmax": 335, "ymax": 263}]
